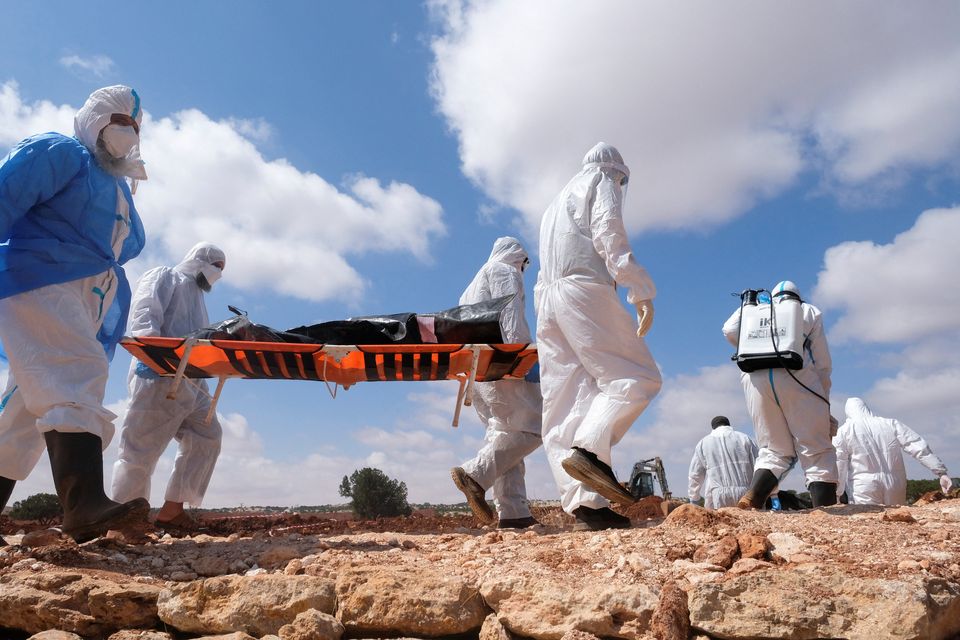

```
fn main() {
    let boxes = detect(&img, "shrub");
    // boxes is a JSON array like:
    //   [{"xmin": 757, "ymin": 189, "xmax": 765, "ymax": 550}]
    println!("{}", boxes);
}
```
[
  {"xmin": 9, "ymin": 493, "xmax": 62, "ymax": 525},
  {"xmin": 339, "ymin": 468, "xmax": 412, "ymax": 519}
]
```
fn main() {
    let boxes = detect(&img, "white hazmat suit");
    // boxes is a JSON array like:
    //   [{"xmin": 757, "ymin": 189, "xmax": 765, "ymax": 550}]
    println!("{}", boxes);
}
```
[
  {"xmin": 688, "ymin": 423, "xmax": 759, "ymax": 509},
  {"xmin": 722, "ymin": 287, "xmax": 837, "ymax": 486},
  {"xmin": 834, "ymin": 397, "xmax": 951, "ymax": 505},
  {"xmin": 535, "ymin": 142, "xmax": 662, "ymax": 514},
  {"xmin": 457, "ymin": 237, "xmax": 542, "ymax": 521},
  {"xmin": 112, "ymin": 243, "xmax": 225, "ymax": 509}
]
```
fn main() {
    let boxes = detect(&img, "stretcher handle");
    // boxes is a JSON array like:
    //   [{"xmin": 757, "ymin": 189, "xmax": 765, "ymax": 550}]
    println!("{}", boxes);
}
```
[
  {"xmin": 452, "ymin": 377, "xmax": 467, "ymax": 427},
  {"xmin": 451, "ymin": 346, "xmax": 482, "ymax": 427},
  {"xmin": 166, "ymin": 339, "xmax": 198, "ymax": 400},
  {"xmin": 204, "ymin": 377, "xmax": 228, "ymax": 426}
]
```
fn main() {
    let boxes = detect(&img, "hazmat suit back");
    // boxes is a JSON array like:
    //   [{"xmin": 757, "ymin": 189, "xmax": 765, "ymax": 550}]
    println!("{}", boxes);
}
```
[
  {"xmin": 457, "ymin": 237, "xmax": 542, "ymax": 520},
  {"xmin": 688, "ymin": 425, "xmax": 758, "ymax": 509},
  {"xmin": 834, "ymin": 397, "xmax": 948, "ymax": 506},
  {"xmin": 112, "ymin": 242, "xmax": 225, "ymax": 508},
  {"xmin": 722, "ymin": 293, "xmax": 836, "ymax": 484},
  {"xmin": 535, "ymin": 142, "xmax": 662, "ymax": 514}
]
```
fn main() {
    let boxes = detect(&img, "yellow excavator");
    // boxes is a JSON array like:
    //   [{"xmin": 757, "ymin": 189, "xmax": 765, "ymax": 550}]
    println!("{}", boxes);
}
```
[{"xmin": 624, "ymin": 457, "xmax": 671, "ymax": 501}]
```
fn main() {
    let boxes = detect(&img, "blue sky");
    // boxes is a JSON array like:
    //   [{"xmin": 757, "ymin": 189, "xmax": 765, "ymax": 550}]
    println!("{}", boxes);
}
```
[{"xmin": 2, "ymin": 1, "xmax": 960, "ymax": 508}]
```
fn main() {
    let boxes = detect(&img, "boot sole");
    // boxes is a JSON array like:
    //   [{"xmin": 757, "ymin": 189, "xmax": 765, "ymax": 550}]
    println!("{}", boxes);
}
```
[
  {"xmin": 450, "ymin": 468, "xmax": 494, "ymax": 522},
  {"xmin": 64, "ymin": 498, "xmax": 150, "ymax": 544},
  {"xmin": 562, "ymin": 455, "xmax": 637, "ymax": 506}
]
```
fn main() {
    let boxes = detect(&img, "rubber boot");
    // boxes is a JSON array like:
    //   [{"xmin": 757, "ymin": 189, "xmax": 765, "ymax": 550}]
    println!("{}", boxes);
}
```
[
  {"xmin": 0, "ymin": 476, "xmax": 14, "ymax": 547},
  {"xmin": 44, "ymin": 431, "xmax": 150, "ymax": 543},
  {"xmin": 808, "ymin": 481, "xmax": 838, "ymax": 508},
  {"xmin": 737, "ymin": 469, "xmax": 779, "ymax": 509}
]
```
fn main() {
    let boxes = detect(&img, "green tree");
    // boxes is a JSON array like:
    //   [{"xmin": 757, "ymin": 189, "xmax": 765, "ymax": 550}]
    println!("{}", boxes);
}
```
[
  {"xmin": 339, "ymin": 467, "xmax": 412, "ymax": 519},
  {"xmin": 9, "ymin": 493, "xmax": 62, "ymax": 525}
]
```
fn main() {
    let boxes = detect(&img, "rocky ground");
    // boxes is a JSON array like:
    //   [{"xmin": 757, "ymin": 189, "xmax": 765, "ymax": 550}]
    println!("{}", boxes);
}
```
[{"xmin": 1, "ymin": 495, "xmax": 959, "ymax": 640}]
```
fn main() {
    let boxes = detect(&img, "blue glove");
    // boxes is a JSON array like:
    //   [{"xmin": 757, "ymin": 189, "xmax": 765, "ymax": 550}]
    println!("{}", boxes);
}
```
[{"xmin": 135, "ymin": 362, "xmax": 161, "ymax": 379}]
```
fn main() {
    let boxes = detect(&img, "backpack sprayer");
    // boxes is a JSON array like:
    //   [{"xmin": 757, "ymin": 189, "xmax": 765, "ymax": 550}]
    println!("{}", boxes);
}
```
[{"xmin": 732, "ymin": 289, "xmax": 829, "ymax": 405}]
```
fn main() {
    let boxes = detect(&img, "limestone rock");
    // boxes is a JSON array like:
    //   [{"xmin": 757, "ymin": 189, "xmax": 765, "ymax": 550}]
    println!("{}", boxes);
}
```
[
  {"xmin": 648, "ymin": 581, "xmax": 688, "ymax": 640},
  {"xmin": 279, "ymin": 609, "xmax": 344, "ymax": 640},
  {"xmin": 766, "ymin": 531, "xmax": 810, "ymax": 562},
  {"xmin": 191, "ymin": 555, "xmax": 231, "ymax": 577},
  {"xmin": 193, "ymin": 634, "xmax": 258, "ymax": 640},
  {"xmin": 689, "ymin": 567, "xmax": 960, "ymax": 639},
  {"xmin": 0, "ymin": 570, "xmax": 162, "ymax": 637},
  {"xmin": 336, "ymin": 566, "xmax": 489, "ymax": 637},
  {"xmin": 480, "ymin": 573, "xmax": 657, "ymax": 639},
  {"xmin": 729, "ymin": 558, "xmax": 772, "ymax": 575},
  {"xmin": 20, "ymin": 529, "xmax": 66, "ymax": 548},
  {"xmin": 559, "ymin": 631, "xmax": 602, "ymax": 640},
  {"xmin": 27, "ymin": 632, "xmax": 83, "ymax": 640},
  {"xmin": 692, "ymin": 535, "xmax": 738, "ymax": 569},
  {"xmin": 883, "ymin": 507, "xmax": 918, "ymax": 523},
  {"xmin": 107, "ymin": 632, "xmax": 175, "ymax": 640},
  {"xmin": 662, "ymin": 504, "xmax": 722, "ymax": 530},
  {"xmin": 736, "ymin": 533, "xmax": 770, "ymax": 559},
  {"xmin": 480, "ymin": 614, "xmax": 516, "ymax": 640},
  {"xmin": 259, "ymin": 545, "xmax": 301, "ymax": 567},
  {"xmin": 158, "ymin": 574, "xmax": 335, "ymax": 636}
]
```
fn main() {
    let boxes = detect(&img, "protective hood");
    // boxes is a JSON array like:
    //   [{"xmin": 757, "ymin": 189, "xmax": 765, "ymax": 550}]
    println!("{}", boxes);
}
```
[
  {"xmin": 845, "ymin": 397, "xmax": 876, "ymax": 421},
  {"xmin": 581, "ymin": 141, "xmax": 630, "ymax": 184},
  {"xmin": 174, "ymin": 242, "xmax": 226, "ymax": 279},
  {"xmin": 487, "ymin": 236, "xmax": 528, "ymax": 271},
  {"xmin": 74, "ymin": 85, "xmax": 146, "ymax": 179},
  {"xmin": 74, "ymin": 85, "xmax": 143, "ymax": 152}
]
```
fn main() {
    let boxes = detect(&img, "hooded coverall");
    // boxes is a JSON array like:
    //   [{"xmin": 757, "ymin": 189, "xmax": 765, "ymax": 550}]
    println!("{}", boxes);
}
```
[
  {"xmin": 458, "ymin": 237, "xmax": 543, "ymax": 520},
  {"xmin": 834, "ymin": 397, "xmax": 949, "ymax": 505},
  {"xmin": 535, "ymin": 142, "xmax": 662, "ymax": 514},
  {"xmin": 112, "ymin": 243, "xmax": 225, "ymax": 508}
]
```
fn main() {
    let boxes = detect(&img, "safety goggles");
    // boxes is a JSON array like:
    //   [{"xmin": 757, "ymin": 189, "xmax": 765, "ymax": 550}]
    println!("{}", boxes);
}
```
[{"xmin": 110, "ymin": 113, "xmax": 140, "ymax": 135}]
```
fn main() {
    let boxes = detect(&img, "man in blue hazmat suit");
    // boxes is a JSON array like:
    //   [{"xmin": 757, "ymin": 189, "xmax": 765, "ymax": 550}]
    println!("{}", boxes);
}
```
[
  {"xmin": 0, "ymin": 86, "xmax": 150, "ymax": 544},
  {"xmin": 450, "ymin": 237, "xmax": 543, "ymax": 529},
  {"xmin": 835, "ymin": 397, "xmax": 953, "ymax": 505},
  {"xmin": 688, "ymin": 416, "xmax": 759, "ymax": 509},
  {"xmin": 536, "ymin": 142, "xmax": 662, "ymax": 531},
  {"xmin": 722, "ymin": 280, "xmax": 839, "ymax": 509},
  {"xmin": 112, "ymin": 242, "xmax": 226, "ymax": 532}
]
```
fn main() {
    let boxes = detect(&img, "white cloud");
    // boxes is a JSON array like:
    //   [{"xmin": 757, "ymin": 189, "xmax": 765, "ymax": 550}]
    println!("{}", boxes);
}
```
[
  {"xmin": 815, "ymin": 208, "xmax": 960, "ymax": 482},
  {"xmin": 0, "ymin": 82, "xmax": 447, "ymax": 303},
  {"xmin": 59, "ymin": 54, "xmax": 115, "ymax": 78},
  {"xmin": 814, "ymin": 207, "xmax": 960, "ymax": 344},
  {"xmin": 429, "ymin": 2, "xmax": 960, "ymax": 236},
  {"xmin": 0, "ymin": 82, "xmax": 75, "ymax": 147}
]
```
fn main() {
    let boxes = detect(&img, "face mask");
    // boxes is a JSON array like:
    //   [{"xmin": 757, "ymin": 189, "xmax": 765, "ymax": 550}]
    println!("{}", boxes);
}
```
[
  {"xmin": 101, "ymin": 124, "xmax": 140, "ymax": 159},
  {"xmin": 198, "ymin": 263, "xmax": 222, "ymax": 288}
]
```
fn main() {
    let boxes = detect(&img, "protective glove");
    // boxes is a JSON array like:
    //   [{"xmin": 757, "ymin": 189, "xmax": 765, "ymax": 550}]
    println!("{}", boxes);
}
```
[
  {"xmin": 635, "ymin": 299, "xmax": 655, "ymax": 338},
  {"xmin": 135, "ymin": 362, "xmax": 161, "ymax": 380},
  {"xmin": 939, "ymin": 474, "xmax": 953, "ymax": 494}
]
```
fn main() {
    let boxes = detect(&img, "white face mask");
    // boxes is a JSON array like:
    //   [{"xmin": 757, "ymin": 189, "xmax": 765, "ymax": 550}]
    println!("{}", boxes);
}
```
[
  {"xmin": 101, "ymin": 124, "xmax": 140, "ymax": 159},
  {"xmin": 198, "ymin": 263, "xmax": 223, "ymax": 287}
]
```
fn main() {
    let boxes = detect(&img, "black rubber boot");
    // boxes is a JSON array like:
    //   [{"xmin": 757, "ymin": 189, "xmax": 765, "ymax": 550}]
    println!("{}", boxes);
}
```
[
  {"xmin": 737, "ymin": 469, "xmax": 779, "ymax": 509},
  {"xmin": 45, "ymin": 431, "xmax": 150, "ymax": 543},
  {"xmin": 572, "ymin": 506, "xmax": 632, "ymax": 531},
  {"xmin": 0, "ymin": 475, "xmax": 14, "ymax": 547},
  {"xmin": 808, "ymin": 481, "xmax": 838, "ymax": 507}
]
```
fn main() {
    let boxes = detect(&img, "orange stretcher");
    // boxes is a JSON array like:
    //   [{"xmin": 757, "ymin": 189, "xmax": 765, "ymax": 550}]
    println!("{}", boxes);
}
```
[{"xmin": 120, "ymin": 337, "xmax": 539, "ymax": 427}]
